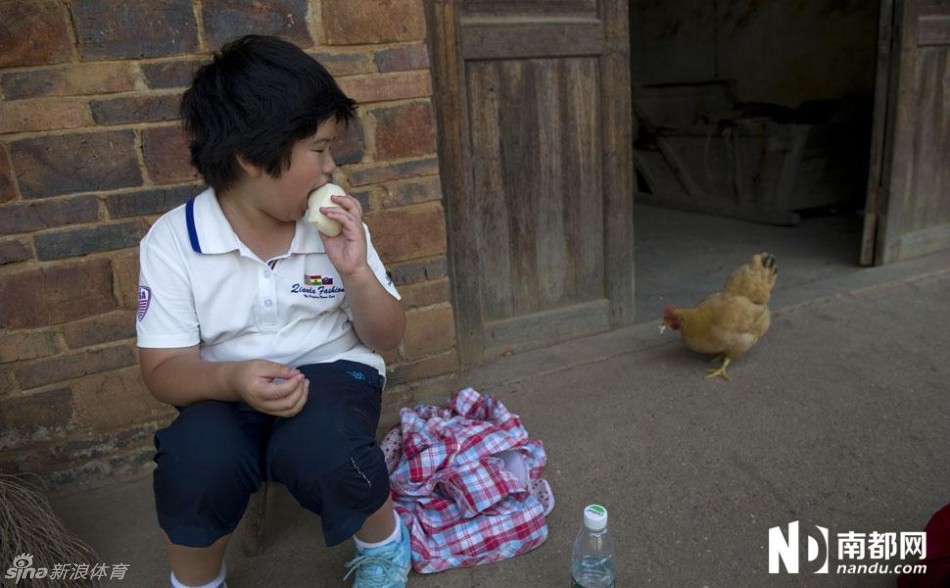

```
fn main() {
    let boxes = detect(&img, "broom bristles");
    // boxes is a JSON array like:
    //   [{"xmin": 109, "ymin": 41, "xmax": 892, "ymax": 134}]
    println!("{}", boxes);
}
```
[{"xmin": 0, "ymin": 473, "xmax": 101, "ymax": 587}]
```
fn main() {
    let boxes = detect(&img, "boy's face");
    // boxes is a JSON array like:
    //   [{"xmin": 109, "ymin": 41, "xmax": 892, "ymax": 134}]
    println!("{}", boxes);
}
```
[{"xmin": 254, "ymin": 118, "xmax": 340, "ymax": 222}]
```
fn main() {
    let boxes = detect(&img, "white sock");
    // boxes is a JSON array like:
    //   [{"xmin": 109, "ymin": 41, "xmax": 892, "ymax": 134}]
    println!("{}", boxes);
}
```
[
  {"xmin": 170, "ymin": 563, "xmax": 226, "ymax": 588},
  {"xmin": 354, "ymin": 510, "xmax": 402, "ymax": 551}
]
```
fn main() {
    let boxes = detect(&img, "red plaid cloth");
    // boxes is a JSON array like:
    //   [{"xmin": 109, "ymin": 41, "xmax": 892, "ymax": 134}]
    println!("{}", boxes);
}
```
[{"xmin": 386, "ymin": 388, "xmax": 552, "ymax": 574}]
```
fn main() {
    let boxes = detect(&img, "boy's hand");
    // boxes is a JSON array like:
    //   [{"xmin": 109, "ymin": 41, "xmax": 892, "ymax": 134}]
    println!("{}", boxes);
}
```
[
  {"xmin": 229, "ymin": 360, "xmax": 309, "ymax": 418},
  {"xmin": 319, "ymin": 193, "xmax": 369, "ymax": 277}
]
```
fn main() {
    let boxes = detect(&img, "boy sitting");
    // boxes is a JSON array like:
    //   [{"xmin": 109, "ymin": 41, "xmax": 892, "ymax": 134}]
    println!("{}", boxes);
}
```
[{"xmin": 136, "ymin": 35, "xmax": 410, "ymax": 588}]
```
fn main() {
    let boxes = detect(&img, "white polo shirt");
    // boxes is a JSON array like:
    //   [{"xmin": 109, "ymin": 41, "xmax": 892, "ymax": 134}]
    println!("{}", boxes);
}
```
[{"xmin": 136, "ymin": 187, "xmax": 400, "ymax": 377}]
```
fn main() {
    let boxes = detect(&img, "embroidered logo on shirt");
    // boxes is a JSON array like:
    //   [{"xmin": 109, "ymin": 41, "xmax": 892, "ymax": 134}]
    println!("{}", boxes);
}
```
[
  {"xmin": 290, "ymin": 282, "xmax": 344, "ymax": 299},
  {"xmin": 137, "ymin": 286, "xmax": 152, "ymax": 321}
]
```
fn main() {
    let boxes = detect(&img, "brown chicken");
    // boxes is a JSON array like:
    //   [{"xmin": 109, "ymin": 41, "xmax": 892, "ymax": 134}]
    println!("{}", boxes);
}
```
[{"xmin": 661, "ymin": 252, "xmax": 778, "ymax": 380}]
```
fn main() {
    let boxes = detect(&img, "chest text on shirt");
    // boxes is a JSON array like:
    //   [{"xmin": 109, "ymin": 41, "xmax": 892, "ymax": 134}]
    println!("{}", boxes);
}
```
[{"xmin": 290, "ymin": 283, "xmax": 345, "ymax": 299}]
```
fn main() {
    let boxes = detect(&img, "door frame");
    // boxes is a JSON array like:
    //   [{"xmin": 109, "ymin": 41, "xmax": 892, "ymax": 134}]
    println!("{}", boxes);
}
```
[{"xmin": 862, "ymin": 0, "xmax": 950, "ymax": 264}]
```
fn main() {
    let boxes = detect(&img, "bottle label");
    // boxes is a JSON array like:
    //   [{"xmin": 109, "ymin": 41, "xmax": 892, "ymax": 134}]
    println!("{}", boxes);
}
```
[{"xmin": 571, "ymin": 577, "xmax": 615, "ymax": 588}]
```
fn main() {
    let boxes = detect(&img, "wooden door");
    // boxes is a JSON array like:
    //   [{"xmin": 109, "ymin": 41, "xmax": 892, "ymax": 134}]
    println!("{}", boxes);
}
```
[
  {"xmin": 425, "ymin": 0, "xmax": 635, "ymax": 366},
  {"xmin": 862, "ymin": 0, "xmax": 950, "ymax": 265}
]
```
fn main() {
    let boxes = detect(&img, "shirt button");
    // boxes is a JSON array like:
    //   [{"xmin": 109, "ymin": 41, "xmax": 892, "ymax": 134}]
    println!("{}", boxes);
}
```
[
  {"xmin": 263, "ymin": 299, "xmax": 274, "ymax": 307},
  {"xmin": 263, "ymin": 270, "xmax": 272, "ymax": 278}
]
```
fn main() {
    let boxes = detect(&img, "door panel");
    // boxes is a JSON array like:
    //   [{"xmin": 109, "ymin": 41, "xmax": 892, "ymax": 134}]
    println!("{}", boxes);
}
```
[
  {"xmin": 461, "ymin": 20, "xmax": 605, "ymax": 60},
  {"xmin": 460, "ymin": 0, "xmax": 597, "ymax": 16},
  {"xmin": 468, "ymin": 58, "xmax": 605, "ymax": 322},
  {"xmin": 863, "ymin": 0, "xmax": 950, "ymax": 264},
  {"xmin": 425, "ymin": 1, "xmax": 634, "ymax": 366}
]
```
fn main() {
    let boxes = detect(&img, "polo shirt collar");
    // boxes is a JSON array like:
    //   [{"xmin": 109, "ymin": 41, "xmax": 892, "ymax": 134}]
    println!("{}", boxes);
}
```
[
  {"xmin": 186, "ymin": 188, "xmax": 239, "ymax": 254},
  {"xmin": 186, "ymin": 188, "xmax": 325, "ymax": 255}
]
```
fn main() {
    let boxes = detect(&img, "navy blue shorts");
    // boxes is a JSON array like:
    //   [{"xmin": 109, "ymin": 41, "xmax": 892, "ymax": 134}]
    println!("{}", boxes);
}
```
[{"xmin": 152, "ymin": 360, "xmax": 390, "ymax": 548}]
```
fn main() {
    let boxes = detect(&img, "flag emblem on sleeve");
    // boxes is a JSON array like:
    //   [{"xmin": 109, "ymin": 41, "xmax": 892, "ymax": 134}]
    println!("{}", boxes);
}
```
[{"xmin": 137, "ymin": 286, "xmax": 152, "ymax": 321}]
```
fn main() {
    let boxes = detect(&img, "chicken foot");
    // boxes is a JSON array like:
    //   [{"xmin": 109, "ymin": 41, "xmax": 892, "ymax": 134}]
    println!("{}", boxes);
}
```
[{"xmin": 706, "ymin": 357, "xmax": 732, "ymax": 381}]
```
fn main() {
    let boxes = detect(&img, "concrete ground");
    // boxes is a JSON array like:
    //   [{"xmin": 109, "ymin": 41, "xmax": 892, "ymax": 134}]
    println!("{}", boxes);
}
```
[
  {"xmin": 47, "ymin": 208, "xmax": 950, "ymax": 588},
  {"xmin": 633, "ymin": 203, "xmax": 866, "ymax": 323}
]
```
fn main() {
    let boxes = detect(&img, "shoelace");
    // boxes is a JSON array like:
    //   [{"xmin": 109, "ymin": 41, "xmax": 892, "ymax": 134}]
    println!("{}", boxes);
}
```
[{"xmin": 342, "ymin": 553, "xmax": 407, "ymax": 587}]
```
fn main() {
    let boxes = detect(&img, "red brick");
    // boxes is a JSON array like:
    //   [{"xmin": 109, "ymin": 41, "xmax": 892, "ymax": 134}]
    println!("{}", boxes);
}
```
[
  {"xmin": 358, "ymin": 185, "xmax": 390, "ymax": 212},
  {"xmin": 347, "ymin": 187, "xmax": 373, "ymax": 212},
  {"xmin": 28, "ymin": 419, "xmax": 160, "ymax": 470},
  {"xmin": 70, "ymin": 366, "xmax": 171, "ymax": 431},
  {"xmin": 379, "ymin": 385, "xmax": 414, "ymax": 421},
  {"xmin": 0, "ymin": 144, "xmax": 16, "ymax": 203},
  {"xmin": 310, "ymin": 51, "xmax": 376, "ymax": 77},
  {"xmin": 365, "ymin": 201, "xmax": 447, "ymax": 263},
  {"xmin": 0, "ymin": 238, "xmax": 32, "ymax": 265},
  {"xmin": 72, "ymin": 0, "xmax": 199, "ymax": 60},
  {"xmin": 106, "ymin": 184, "xmax": 197, "ymax": 219},
  {"xmin": 1, "ymin": 63, "xmax": 139, "ymax": 100},
  {"xmin": 142, "ymin": 125, "xmax": 199, "ymax": 184},
  {"xmin": 389, "ymin": 256, "xmax": 448, "ymax": 285},
  {"xmin": 0, "ymin": 388, "xmax": 75, "ymax": 450},
  {"xmin": 1, "ymin": 421, "xmax": 161, "ymax": 488},
  {"xmin": 62, "ymin": 310, "xmax": 136, "ymax": 350},
  {"xmin": 382, "ymin": 374, "xmax": 458, "ymax": 423},
  {"xmin": 333, "ymin": 118, "xmax": 366, "ymax": 166},
  {"xmin": 339, "ymin": 71, "xmax": 432, "ymax": 104},
  {"xmin": 376, "ymin": 44, "xmax": 430, "ymax": 72},
  {"xmin": 379, "ymin": 347, "xmax": 399, "ymax": 365},
  {"xmin": 0, "ymin": 195, "xmax": 100, "ymax": 236},
  {"xmin": 0, "ymin": 259, "xmax": 116, "ymax": 329},
  {"xmin": 34, "ymin": 221, "xmax": 145, "ymax": 261},
  {"xmin": 323, "ymin": 0, "xmax": 426, "ymax": 45},
  {"xmin": 398, "ymin": 277, "xmax": 451, "ymax": 309},
  {"xmin": 202, "ymin": 0, "xmax": 312, "ymax": 49},
  {"xmin": 0, "ymin": 366, "xmax": 15, "ymax": 396},
  {"xmin": 111, "ymin": 250, "xmax": 141, "ymax": 310},
  {"xmin": 0, "ymin": 0, "xmax": 73, "ymax": 68},
  {"xmin": 347, "ymin": 157, "xmax": 440, "ymax": 187},
  {"xmin": 90, "ymin": 94, "xmax": 181, "ymax": 125},
  {"xmin": 0, "ymin": 330, "xmax": 61, "ymax": 363},
  {"xmin": 142, "ymin": 59, "xmax": 206, "ymax": 90},
  {"xmin": 373, "ymin": 101, "xmax": 436, "ymax": 160},
  {"xmin": 402, "ymin": 304, "xmax": 456, "ymax": 359},
  {"xmin": 14, "ymin": 343, "xmax": 137, "ymax": 390},
  {"xmin": 388, "ymin": 350, "xmax": 459, "ymax": 386},
  {"xmin": 11, "ymin": 131, "xmax": 142, "ymax": 199},
  {"xmin": 382, "ymin": 176, "xmax": 442, "ymax": 208},
  {"xmin": 0, "ymin": 101, "xmax": 90, "ymax": 134}
]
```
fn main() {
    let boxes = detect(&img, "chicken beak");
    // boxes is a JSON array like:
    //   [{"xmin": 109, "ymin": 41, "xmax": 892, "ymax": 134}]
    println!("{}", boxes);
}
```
[{"xmin": 659, "ymin": 322, "xmax": 667, "ymax": 334}]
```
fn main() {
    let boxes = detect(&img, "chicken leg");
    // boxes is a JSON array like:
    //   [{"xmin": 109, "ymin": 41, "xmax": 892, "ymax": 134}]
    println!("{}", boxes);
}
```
[{"xmin": 706, "ymin": 357, "xmax": 732, "ymax": 381}]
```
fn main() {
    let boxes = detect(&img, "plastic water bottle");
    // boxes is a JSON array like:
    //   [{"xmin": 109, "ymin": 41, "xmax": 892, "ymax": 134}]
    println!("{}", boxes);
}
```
[{"xmin": 571, "ymin": 504, "xmax": 616, "ymax": 587}]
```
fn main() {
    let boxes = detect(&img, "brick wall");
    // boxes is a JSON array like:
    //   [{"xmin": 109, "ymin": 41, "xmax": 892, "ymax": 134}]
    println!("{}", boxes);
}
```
[{"xmin": 0, "ymin": 0, "xmax": 459, "ymax": 489}]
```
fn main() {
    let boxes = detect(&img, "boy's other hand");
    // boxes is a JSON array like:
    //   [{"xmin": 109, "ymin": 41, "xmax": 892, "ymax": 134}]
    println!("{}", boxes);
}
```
[{"xmin": 231, "ymin": 360, "xmax": 309, "ymax": 418}]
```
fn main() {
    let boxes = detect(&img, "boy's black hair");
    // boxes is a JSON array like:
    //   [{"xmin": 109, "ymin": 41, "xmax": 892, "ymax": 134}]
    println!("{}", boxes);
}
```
[{"xmin": 181, "ymin": 35, "xmax": 357, "ymax": 192}]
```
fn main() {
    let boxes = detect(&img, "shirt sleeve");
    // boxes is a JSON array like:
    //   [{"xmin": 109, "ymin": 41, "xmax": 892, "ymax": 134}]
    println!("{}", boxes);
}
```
[
  {"xmin": 342, "ymin": 224, "xmax": 401, "ymax": 321},
  {"xmin": 136, "ymin": 223, "xmax": 201, "ymax": 349}
]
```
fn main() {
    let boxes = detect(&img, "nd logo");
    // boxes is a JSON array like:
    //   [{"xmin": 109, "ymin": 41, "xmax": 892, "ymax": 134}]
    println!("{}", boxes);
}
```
[{"xmin": 769, "ymin": 521, "xmax": 830, "ymax": 574}]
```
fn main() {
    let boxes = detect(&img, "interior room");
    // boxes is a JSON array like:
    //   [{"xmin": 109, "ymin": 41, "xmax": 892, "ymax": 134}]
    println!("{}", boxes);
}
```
[{"xmin": 629, "ymin": 0, "xmax": 879, "ymax": 323}]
